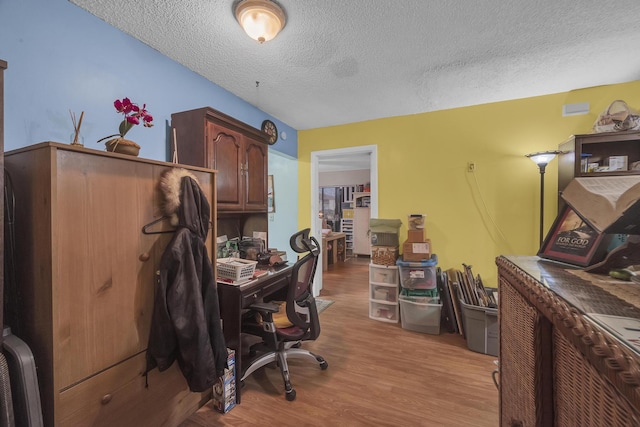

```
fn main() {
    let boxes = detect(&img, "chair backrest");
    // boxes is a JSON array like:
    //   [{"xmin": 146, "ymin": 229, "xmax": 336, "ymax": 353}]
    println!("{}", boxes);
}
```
[{"xmin": 285, "ymin": 229, "xmax": 321, "ymax": 339}]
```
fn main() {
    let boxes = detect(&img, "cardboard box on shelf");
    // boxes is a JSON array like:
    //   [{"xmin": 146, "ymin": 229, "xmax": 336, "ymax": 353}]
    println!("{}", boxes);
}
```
[
  {"xmin": 609, "ymin": 155, "xmax": 628, "ymax": 171},
  {"xmin": 402, "ymin": 239, "xmax": 431, "ymax": 262},
  {"xmin": 407, "ymin": 229, "xmax": 425, "ymax": 243}
]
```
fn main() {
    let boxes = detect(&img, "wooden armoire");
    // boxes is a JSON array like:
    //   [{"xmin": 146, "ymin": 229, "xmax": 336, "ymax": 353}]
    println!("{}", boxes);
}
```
[{"xmin": 5, "ymin": 142, "xmax": 217, "ymax": 426}]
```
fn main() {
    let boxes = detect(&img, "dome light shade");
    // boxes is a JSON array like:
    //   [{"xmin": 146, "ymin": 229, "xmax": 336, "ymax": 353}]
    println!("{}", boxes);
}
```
[
  {"xmin": 525, "ymin": 150, "xmax": 560, "ymax": 167},
  {"xmin": 235, "ymin": 0, "xmax": 286, "ymax": 43}
]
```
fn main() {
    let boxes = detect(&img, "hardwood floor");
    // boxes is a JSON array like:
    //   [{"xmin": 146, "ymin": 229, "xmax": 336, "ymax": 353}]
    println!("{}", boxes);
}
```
[{"xmin": 181, "ymin": 257, "xmax": 499, "ymax": 426}]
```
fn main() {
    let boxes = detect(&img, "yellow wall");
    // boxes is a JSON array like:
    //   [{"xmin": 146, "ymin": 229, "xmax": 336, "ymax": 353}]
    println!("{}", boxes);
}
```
[{"xmin": 298, "ymin": 81, "xmax": 640, "ymax": 285}]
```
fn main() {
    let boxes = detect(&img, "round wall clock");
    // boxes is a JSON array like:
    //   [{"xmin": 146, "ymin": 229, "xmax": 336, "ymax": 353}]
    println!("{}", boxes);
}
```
[{"xmin": 261, "ymin": 120, "xmax": 278, "ymax": 145}]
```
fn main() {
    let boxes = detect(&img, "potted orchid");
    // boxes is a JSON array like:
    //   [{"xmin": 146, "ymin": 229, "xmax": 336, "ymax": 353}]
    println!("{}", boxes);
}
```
[{"xmin": 98, "ymin": 97, "xmax": 154, "ymax": 156}]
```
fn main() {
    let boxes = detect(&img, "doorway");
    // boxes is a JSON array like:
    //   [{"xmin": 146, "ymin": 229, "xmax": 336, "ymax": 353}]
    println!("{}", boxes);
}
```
[{"xmin": 310, "ymin": 145, "xmax": 378, "ymax": 296}]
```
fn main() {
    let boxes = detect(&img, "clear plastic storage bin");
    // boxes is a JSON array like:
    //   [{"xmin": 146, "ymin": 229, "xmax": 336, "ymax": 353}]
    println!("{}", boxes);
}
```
[
  {"xmin": 399, "ymin": 296, "xmax": 441, "ymax": 334},
  {"xmin": 397, "ymin": 255, "xmax": 438, "ymax": 289}
]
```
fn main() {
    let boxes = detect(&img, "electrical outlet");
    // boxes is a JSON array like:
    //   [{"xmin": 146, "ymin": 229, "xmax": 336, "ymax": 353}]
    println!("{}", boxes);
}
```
[{"xmin": 467, "ymin": 162, "xmax": 476, "ymax": 172}]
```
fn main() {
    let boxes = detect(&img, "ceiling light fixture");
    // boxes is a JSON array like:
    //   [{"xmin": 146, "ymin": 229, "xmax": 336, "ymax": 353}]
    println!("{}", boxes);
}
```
[{"xmin": 235, "ymin": 0, "xmax": 286, "ymax": 43}]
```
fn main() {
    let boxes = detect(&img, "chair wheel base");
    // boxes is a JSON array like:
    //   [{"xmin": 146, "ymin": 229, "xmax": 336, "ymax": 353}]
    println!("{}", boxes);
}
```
[
  {"xmin": 320, "ymin": 360, "xmax": 328, "ymax": 370},
  {"xmin": 286, "ymin": 389, "xmax": 296, "ymax": 401}
]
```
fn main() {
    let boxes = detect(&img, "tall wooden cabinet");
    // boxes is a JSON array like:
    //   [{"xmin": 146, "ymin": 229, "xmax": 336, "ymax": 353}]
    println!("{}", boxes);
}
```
[
  {"xmin": 171, "ymin": 107, "xmax": 269, "ymax": 212},
  {"xmin": 5, "ymin": 142, "xmax": 217, "ymax": 427},
  {"xmin": 353, "ymin": 192, "xmax": 370, "ymax": 256}
]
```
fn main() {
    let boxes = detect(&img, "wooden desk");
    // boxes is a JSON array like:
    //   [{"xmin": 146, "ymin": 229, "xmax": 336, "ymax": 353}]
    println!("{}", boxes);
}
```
[
  {"xmin": 322, "ymin": 232, "xmax": 346, "ymax": 271},
  {"xmin": 217, "ymin": 264, "xmax": 293, "ymax": 403},
  {"xmin": 497, "ymin": 255, "xmax": 640, "ymax": 426}
]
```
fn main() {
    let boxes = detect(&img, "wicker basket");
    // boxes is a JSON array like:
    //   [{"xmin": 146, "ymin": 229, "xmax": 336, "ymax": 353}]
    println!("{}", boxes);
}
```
[
  {"xmin": 217, "ymin": 257, "xmax": 257, "ymax": 282},
  {"xmin": 371, "ymin": 246, "xmax": 399, "ymax": 266}
]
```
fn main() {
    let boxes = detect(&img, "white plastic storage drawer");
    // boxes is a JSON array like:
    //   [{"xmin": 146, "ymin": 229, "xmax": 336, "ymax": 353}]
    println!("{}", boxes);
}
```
[
  {"xmin": 369, "ymin": 301, "xmax": 399, "ymax": 323},
  {"xmin": 369, "ymin": 263, "xmax": 399, "ymax": 285},
  {"xmin": 370, "ymin": 283, "xmax": 398, "ymax": 304}
]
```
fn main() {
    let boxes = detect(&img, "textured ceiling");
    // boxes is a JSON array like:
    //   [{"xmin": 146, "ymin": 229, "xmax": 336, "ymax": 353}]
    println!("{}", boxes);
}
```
[{"xmin": 70, "ymin": 0, "xmax": 640, "ymax": 131}]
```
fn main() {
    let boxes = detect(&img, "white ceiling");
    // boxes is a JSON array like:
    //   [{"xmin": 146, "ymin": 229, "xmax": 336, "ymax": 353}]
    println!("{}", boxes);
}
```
[{"xmin": 70, "ymin": 0, "xmax": 640, "ymax": 132}]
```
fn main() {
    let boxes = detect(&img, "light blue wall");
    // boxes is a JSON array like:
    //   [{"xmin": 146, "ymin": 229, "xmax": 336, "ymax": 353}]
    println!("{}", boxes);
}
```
[
  {"xmin": 0, "ymin": 0, "xmax": 298, "ymax": 241},
  {"xmin": 267, "ymin": 150, "xmax": 299, "ymax": 260}
]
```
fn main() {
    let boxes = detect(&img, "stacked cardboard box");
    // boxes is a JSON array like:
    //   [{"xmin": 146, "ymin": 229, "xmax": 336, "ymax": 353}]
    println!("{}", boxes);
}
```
[
  {"xmin": 213, "ymin": 348, "xmax": 236, "ymax": 414},
  {"xmin": 402, "ymin": 214, "xmax": 432, "ymax": 262}
]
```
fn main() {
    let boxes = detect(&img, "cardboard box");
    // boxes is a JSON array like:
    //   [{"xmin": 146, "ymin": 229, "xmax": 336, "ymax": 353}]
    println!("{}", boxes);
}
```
[
  {"xmin": 402, "ymin": 239, "xmax": 431, "ymax": 262},
  {"xmin": 213, "ymin": 349, "xmax": 236, "ymax": 414},
  {"xmin": 609, "ymin": 155, "xmax": 628, "ymax": 171},
  {"xmin": 407, "ymin": 229, "xmax": 425, "ymax": 243}
]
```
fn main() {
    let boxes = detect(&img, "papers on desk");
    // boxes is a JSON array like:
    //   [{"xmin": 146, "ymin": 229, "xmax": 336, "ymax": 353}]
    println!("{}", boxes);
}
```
[
  {"xmin": 216, "ymin": 268, "xmax": 270, "ymax": 286},
  {"xmin": 217, "ymin": 278, "xmax": 251, "ymax": 286},
  {"xmin": 587, "ymin": 313, "xmax": 640, "ymax": 354}
]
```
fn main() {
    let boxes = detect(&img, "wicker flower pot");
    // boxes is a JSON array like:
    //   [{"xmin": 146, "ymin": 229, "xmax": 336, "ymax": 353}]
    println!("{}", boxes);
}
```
[{"xmin": 105, "ymin": 138, "xmax": 140, "ymax": 156}]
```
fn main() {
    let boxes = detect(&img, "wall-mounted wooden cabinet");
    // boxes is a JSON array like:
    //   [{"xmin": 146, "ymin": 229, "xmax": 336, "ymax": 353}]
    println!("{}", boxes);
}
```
[
  {"xmin": 171, "ymin": 107, "xmax": 269, "ymax": 213},
  {"xmin": 558, "ymin": 130, "xmax": 640, "ymax": 195},
  {"xmin": 5, "ymin": 142, "xmax": 216, "ymax": 426}
]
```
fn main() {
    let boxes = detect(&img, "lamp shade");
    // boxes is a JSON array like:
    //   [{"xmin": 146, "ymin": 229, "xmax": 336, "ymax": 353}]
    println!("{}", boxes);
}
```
[
  {"xmin": 526, "ymin": 150, "xmax": 560, "ymax": 166},
  {"xmin": 235, "ymin": 0, "xmax": 286, "ymax": 43}
]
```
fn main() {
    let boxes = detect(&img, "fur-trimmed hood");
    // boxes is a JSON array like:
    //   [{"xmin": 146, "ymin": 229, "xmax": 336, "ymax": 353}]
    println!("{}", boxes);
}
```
[{"xmin": 159, "ymin": 168, "xmax": 209, "ymax": 239}]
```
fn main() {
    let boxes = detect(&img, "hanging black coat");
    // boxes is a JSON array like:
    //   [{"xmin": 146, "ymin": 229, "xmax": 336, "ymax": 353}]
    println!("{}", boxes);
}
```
[{"xmin": 145, "ymin": 168, "xmax": 227, "ymax": 392}]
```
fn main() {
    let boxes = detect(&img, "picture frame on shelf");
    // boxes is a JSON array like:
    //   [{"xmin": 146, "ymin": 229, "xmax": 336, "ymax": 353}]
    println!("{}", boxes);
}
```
[
  {"xmin": 267, "ymin": 174, "xmax": 275, "ymax": 213},
  {"xmin": 538, "ymin": 205, "xmax": 611, "ymax": 267}
]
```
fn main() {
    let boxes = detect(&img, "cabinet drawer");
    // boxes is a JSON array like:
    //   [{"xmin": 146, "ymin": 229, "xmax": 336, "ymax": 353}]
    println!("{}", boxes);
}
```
[
  {"xmin": 241, "ymin": 274, "xmax": 289, "ymax": 307},
  {"xmin": 58, "ymin": 352, "xmax": 207, "ymax": 427}
]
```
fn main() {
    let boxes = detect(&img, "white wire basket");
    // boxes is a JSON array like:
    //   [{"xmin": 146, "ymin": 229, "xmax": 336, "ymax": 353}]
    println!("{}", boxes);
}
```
[{"xmin": 217, "ymin": 257, "xmax": 258, "ymax": 282}]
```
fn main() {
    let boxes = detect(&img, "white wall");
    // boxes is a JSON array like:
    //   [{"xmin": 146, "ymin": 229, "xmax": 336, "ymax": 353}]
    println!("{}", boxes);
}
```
[{"xmin": 319, "ymin": 170, "xmax": 370, "ymax": 187}]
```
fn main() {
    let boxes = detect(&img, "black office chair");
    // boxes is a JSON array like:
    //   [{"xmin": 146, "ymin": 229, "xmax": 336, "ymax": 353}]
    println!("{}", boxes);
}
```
[{"xmin": 240, "ymin": 228, "xmax": 328, "ymax": 401}]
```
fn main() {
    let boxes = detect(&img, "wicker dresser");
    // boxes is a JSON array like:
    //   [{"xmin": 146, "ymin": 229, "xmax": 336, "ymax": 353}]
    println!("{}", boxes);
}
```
[{"xmin": 497, "ymin": 255, "xmax": 640, "ymax": 427}]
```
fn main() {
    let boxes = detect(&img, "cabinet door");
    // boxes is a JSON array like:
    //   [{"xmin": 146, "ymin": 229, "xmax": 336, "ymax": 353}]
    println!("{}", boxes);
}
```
[
  {"xmin": 54, "ymin": 152, "xmax": 165, "ymax": 388},
  {"xmin": 244, "ymin": 137, "xmax": 268, "ymax": 211},
  {"xmin": 54, "ymin": 151, "xmax": 216, "ymax": 390},
  {"xmin": 498, "ymin": 276, "xmax": 553, "ymax": 427},
  {"xmin": 553, "ymin": 329, "xmax": 640, "ymax": 426},
  {"xmin": 353, "ymin": 207, "xmax": 370, "ymax": 255},
  {"xmin": 207, "ymin": 120, "xmax": 244, "ymax": 210}
]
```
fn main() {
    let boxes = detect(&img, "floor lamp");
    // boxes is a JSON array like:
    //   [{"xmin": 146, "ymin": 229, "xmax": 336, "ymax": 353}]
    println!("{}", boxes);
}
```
[{"xmin": 526, "ymin": 150, "xmax": 560, "ymax": 247}]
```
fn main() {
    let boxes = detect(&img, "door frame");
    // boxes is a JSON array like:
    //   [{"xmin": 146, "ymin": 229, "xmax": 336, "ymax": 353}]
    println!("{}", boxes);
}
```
[{"xmin": 310, "ymin": 145, "xmax": 379, "ymax": 296}]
